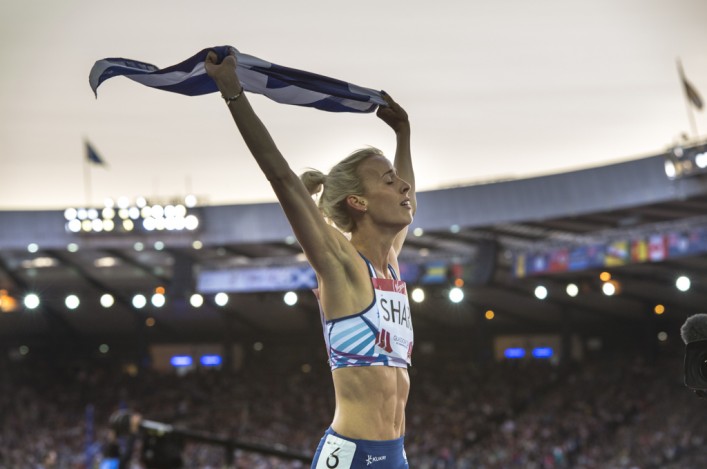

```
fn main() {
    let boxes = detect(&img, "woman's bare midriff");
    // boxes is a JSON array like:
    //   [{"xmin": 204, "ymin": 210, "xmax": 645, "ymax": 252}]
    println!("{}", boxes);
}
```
[{"xmin": 330, "ymin": 365, "xmax": 410, "ymax": 440}]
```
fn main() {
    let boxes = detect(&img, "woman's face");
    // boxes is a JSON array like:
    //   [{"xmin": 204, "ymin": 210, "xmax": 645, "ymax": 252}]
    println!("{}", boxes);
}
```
[{"xmin": 357, "ymin": 155, "xmax": 413, "ymax": 227}]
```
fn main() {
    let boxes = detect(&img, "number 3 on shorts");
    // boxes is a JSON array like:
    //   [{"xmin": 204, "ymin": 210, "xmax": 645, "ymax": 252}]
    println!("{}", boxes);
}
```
[{"xmin": 315, "ymin": 434, "xmax": 356, "ymax": 469}]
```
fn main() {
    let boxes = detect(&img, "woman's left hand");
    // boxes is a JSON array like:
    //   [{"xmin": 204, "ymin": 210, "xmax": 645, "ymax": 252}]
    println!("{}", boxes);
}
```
[{"xmin": 376, "ymin": 92, "xmax": 409, "ymax": 133}]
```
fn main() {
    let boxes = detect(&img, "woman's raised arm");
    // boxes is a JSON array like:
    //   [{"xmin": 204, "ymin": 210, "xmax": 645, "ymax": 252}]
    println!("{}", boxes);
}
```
[
  {"xmin": 377, "ymin": 93, "xmax": 415, "ymax": 255},
  {"xmin": 204, "ymin": 50, "xmax": 347, "ymax": 273}
]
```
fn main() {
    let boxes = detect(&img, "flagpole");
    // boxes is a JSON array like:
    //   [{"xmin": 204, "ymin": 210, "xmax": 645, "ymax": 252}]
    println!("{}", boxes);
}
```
[
  {"xmin": 84, "ymin": 146, "xmax": 91, "ymax": 206},
  {"xmin": 677, "ymin": 58, "xmax": 699, "ymax": 138},
  {"xmin": 84, "ymin": 139, "xmax": 97, "ymax": 207}
]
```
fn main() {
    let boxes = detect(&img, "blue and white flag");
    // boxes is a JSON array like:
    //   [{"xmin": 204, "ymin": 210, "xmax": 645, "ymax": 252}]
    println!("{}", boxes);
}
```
[
  {"xmin": 89, "ymin": 45, "xmax": 386, "ymax": 113},
  {"xmin": 85, "ymin": 140, "xmax": 105, "ymax": 165}
]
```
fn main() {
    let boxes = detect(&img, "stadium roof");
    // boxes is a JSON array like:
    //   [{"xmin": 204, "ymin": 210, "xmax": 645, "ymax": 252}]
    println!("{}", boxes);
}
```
[{"xmin": 2, "ymin": 140, "xmax": 707, "ymax": 351}]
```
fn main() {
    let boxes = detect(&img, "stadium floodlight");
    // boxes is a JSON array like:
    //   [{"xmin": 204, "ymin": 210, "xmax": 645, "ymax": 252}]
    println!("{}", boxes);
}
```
[
  {"xmin": 676, "ymin": 275, "xmax": 691, "ymax": 292},
  {"xmin": 566, "ymin": 283, "xmax": 579, "ymax": 297},
  {"xmin": 67, "ymin": 219, "xmax": 82, "ymax": 233},
  {"xmin": 100, "ymin": 294, "xmax": 115, "ymax": 308},
  {"xmin": 65, "ymin": 294, "xmax": 80, "ymax": 310},
  {"xmin": 185, "ymin": 194, "xmax": 197, "ymax": 208},
  {"xmin": 23, "ymin": 293, "xmax": 40, "ymax": 310},
  {"xmin": 602, "ymin": 281, "xmax": 616, "ymax": 296},
  {"xmin": 411, "ymin": 288, "xmax": 425, "ymax": 303},
  {"xmin": 534, "ymin": 286, "xmax": 548, "ymax": 300},
  {"xmin": 214, "ymin": 293, "xmax": 229, "ymax": 307},
  {"xmin": 283, "ymin": 291, "xmax": 298, "ymax": 306},
  {"xmin": 664, "ymin": 143, "xmax": 707, "ymax": 179},
  {"xmin": 64, "ymin": 208, "xmax": 78, "ymax": 220},
  {"xmin": 448, "ymin": 287, "xmax": 464, "ymax": 303},
  {"xmin": 190, "ymin": 294, "xmax": 204, "ymax": 308},
  {"xmin": 151, "ymin": 293, "xmax": 166, "ymax": 308},
  {"xmin": 132, "ymin": 294, "xmax": 147, "ymax": 309}
]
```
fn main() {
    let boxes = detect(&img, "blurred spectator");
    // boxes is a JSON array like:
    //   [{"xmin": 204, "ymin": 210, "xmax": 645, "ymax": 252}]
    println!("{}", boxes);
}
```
[{"xmin": 0, "ymin": 341, "xmax": 704, "ymax": 469}]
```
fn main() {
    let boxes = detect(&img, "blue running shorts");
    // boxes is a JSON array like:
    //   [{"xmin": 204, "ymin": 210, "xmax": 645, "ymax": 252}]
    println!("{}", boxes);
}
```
[{"xmin": 311, "ymin": 427, "xmax": 408, "ymax": 469}]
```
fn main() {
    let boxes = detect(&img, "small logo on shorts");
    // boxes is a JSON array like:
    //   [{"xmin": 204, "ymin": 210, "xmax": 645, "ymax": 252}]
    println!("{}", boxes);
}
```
[{"xmin": 366, "ymin": 454, "xmax": 387, "ymax": 465}]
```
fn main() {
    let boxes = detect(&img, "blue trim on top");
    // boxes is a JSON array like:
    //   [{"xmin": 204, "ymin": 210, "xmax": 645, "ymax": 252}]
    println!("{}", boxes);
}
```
[
  {"xmin": 358, "ymin": 252, "xmax": 399, "ymax": 280},
  {"xmin": 325, "ymin": 252, "xmax": 399, "ymax": 325}
]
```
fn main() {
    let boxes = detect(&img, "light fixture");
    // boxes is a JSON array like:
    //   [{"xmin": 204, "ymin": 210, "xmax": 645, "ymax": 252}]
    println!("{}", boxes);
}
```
[
  {"xmin": 65, "ymin": 294, "xmax": 80, "ymax": 310},
  {"xmin": 190, "ymin": 293, "xmax": 204, "ymax": 308},
  {"xmin": 504, "ymin": 348, "xmax": 525, "ymax": 359},
  {"xmin": 214, "ymin": 293, "xmax": 229, "ymax": 307},
  {"xmin": 100, "ymin": 294, "xmax": 115, "ymax": 308},
  {"xmin": 566, "ymin": 283, "xmax": 579, "ymax": 297},
  {"xmin": 0, "ymin": 290, "xmax": 18, "ymax": 313},
  {"xmin": 24, "ymin": 293, "xmax": 40, "ymax": 310},
  {"xmin": 151, "ymin": 293, "xmax": 166, "ymax": 308},
  {"xmin": 664, "ymin": 143, "xmax": 707, "ymax": 179},
  {"xmin": 411, "ymin": 288, "xmax": 425, "ymax": 303},
  {"xmin": 200, "ymin": 355, "xmax": 222, "ymax": 366},
  {"xmin": 448, "ymin": 287, "xmax": 464, "ymax": 303},
  {"xmin": 64, "ymin": 197, "xmax": 201, "ymax": 235},
  {"xmin": 284, "ymin": 291, "xmax": 298, "ymax": 306},
  {"xmin": 534, "ymin": 286, "xmax": 548, "ymax": 300},
  {"xmin": 676, "ymin": 275, "xmax": 691, "ymax": 292},
  {"xmin": 170, "ymin": 355, "xmax": 193, "ymax": 367},
  {"xmin": 532, "ymin": 347, "xmax": 553, "ymax": 358},
  {"xmin": 132, "ymin": 294, "xmax": 147, "ymax": 309}
]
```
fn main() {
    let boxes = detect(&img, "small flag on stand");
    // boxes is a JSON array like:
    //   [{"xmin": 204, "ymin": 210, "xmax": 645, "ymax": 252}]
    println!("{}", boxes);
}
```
[
  {"xmin": 85, "ymin": 140, "xmax": 106, "ymax": 166},
  {"xmin": 677, "ymin": 59, "xmax": 703, "ymax": 137},
  {"xmin": 681, "ymin": 71, "xmax": 704, "ymax": 111}
]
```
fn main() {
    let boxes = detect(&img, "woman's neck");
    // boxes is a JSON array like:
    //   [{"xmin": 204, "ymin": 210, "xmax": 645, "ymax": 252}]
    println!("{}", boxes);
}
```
[{"xmin": 351, "ymin": 233, "xmax": 394, "ymax": 277}]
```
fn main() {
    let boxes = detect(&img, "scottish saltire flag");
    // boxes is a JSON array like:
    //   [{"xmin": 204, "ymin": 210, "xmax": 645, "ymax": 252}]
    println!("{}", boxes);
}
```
[
  {"xmin": 89, "ymin": 46, "xmax": 386, "ymax": 113},
  {"xmin": 678, "ymin": 59, "xmax": 704, "ymax": 111},
  {"xmin": 85, "ymin": 140, "xmax": 106, "ymax": 165}
]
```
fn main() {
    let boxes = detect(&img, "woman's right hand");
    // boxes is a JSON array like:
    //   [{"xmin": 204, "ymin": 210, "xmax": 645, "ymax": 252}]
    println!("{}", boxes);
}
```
[{"xmin": 205, "ymin": 50, "xmax": 242, "ymax": 95}]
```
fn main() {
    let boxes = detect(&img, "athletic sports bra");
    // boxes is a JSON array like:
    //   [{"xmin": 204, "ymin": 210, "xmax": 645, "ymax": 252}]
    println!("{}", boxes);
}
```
[{"xmin": 315, "ymin": 253, "xmax": 413, "ymax": 370}]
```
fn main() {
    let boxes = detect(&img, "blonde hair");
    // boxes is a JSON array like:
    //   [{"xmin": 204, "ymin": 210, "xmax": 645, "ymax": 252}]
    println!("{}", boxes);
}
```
[{"xmin": 300, "ymin": 147, "xmax": 384, "ymax": 233}]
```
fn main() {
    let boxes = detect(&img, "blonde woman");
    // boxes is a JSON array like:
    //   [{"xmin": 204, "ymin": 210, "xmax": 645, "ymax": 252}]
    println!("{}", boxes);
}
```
[{"xmin": 205, "ymin": 50, "xmax": 415, "ymax": 469}]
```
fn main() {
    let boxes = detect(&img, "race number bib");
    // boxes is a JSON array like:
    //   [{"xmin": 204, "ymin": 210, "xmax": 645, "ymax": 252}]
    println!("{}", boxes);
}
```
[
  {"xmin": 372, "ymin": 278, "xmax": 413, "ymax": 364},
  {"xmin": 315, "ymin": 434, "xmax": 357, "ymax": 469}
]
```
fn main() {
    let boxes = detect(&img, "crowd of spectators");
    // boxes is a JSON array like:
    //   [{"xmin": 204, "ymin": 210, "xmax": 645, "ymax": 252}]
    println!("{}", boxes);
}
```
[{"xmin": 1, "ymin": 339, "xmax": 704, "ymax": 469}]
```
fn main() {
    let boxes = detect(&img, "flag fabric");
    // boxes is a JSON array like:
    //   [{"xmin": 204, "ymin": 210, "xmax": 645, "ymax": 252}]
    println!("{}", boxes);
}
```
[
  {"xmin": 683, "ymin": 76, "xmax": 704, "ymax": 110},
  {"xmin": 89, "ymin": 46, "xmax": 386, "ymax": 113},
  {"xmin": 678, "ymin": 60, "xmax": 704, "ymax": 110},
  {"xmin": 85, "ymin": 141, "xmax": 105, "ymax": 165}
]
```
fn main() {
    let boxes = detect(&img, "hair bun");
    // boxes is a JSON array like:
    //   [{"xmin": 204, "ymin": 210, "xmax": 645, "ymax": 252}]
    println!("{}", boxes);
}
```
[{"xmin": 300, "ymin": 169, "xmax": 326, "ymax": 196}]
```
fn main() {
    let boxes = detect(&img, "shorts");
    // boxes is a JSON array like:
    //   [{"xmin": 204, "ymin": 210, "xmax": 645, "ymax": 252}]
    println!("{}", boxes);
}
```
[{"xmin": 311, "ymin": 427, "xmax": 409, "ymax": 469}]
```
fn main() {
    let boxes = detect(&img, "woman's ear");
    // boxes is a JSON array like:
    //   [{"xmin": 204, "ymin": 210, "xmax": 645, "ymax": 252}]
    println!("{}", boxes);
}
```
[{"xmin": 346, "ymin": 195, "xmax": 368, "ymax": 213}]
